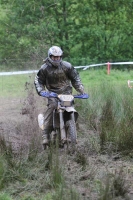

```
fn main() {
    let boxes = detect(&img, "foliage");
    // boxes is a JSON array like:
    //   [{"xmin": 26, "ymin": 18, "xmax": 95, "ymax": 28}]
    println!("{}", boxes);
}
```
[
  {"xmin": 77, "ymin": 69, "xmax": 133, "ymax": 154},
  {"xmin": 1, "ymin": 0, "xmax": 133, "ymax": 67}
]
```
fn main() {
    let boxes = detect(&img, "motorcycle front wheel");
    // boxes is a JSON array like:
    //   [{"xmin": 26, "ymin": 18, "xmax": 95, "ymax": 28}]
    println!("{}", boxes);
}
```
[{"xmin": 66, "ymin": 119, "xmax": 77, "ymax": 145}]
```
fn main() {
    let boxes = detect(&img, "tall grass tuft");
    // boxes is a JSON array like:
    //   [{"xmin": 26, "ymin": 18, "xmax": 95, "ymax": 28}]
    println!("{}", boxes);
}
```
[
  {"xmin": 49, "ymin": 146, "xmax": 65, "ymax": 189},
  {"xmin": 0, "ymin": 192, "xmax": 13, "ymax": 200},
  {"xmin": 51, "ymin": 186, "xmax": 80, "ymax": 200},
  {"xmin": 74, "ymin": 150, "xmax": 87, "ymax": 170},
  {"xmin": 77, "ymin": 81, "xmax": 133, "ymax": 154},
  {"xmin": 98, "ymin": 169, "xmax": 129, "ymax": 200}
]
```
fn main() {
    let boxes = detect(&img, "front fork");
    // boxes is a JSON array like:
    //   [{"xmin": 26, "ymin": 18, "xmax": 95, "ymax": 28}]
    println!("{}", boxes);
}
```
[
  {"xmin": 59, "ymin": 110, "xmax": 66, "ymax": 142},
  {"xmin": 59, "ymin": 110, "xmax": 75, "ymax": 142}
]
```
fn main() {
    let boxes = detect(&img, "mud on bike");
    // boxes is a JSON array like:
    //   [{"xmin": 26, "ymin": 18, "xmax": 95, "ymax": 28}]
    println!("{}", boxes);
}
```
[{"xmin": 38, "ymin": 92, "xmax": 89, "ymax": 150}]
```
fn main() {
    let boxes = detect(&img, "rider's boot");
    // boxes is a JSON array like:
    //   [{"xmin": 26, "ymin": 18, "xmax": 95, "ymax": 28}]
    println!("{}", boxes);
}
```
[{"xmin": 42, "ymin": 129, "xmax": 51, "ymax": 149}]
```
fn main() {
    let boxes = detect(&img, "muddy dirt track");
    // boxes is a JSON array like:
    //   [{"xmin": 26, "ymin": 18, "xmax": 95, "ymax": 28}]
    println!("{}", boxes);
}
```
[
  {"xmin": 1, "ymin": 95, "xmax": 133, "ymax": 199},
  {"xmin": 0, "ymin": 95, "xmax": 46, "ymax": 154}
]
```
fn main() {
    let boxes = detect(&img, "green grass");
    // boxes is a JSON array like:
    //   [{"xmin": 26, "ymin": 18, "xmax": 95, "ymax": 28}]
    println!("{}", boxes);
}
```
[
  {"xmin": 0, "ymin": 74, "xmax": 36, "ymax": 97},
  {"xmin": 75, "ymin": 71, "xmax": 133, "ymax": 153},
  {"xmin": 79, "ymin": 68, "xmax": 133, "ymax": 89},
  {"xmin": 0, "ymin": 68, "xmax": 133, "ymax": 97},
  {"xmin": 0, "ymin": 192, "xmax": 13, "ymax": 200}
]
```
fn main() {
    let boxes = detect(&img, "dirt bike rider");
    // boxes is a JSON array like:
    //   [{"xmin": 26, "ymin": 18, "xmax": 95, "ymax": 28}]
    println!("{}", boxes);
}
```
[{"xmin": 34, "ymin": 46, "xmax": 85, "ymax": 147}]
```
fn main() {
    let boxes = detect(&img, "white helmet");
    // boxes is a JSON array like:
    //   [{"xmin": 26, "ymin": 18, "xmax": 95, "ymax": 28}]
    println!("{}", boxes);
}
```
[{"xmin": 48, "ymin": 46, "xmax": 63, "ymax": 67}]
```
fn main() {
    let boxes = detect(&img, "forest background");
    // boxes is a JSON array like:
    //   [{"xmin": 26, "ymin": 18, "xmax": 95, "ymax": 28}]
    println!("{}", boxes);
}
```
[{"xmin": 1, "ymin": 0, "xmax": 133, "ymax": 70}]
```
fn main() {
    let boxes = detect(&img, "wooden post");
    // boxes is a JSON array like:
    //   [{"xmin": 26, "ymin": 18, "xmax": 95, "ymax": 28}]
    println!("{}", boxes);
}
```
[{"xmin": 107, "ymin": 62, "xmax": 110, "ymax": 75}]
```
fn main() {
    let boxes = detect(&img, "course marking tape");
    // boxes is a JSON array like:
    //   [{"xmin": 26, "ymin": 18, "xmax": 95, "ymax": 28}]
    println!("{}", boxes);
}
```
[
  {"xmin": 0, "ymin": 70, "xmax": 38, "ymax": 76},
  {"xmin": 1, "ymin": 62, "xmax": 133, "ymax": 75}
]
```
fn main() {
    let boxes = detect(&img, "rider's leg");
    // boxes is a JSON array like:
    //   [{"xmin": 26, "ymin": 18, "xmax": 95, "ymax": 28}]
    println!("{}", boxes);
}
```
[
  {"xmin": 42, "ymin": 129, "xmax": 52, "ymax": 145},
  {"xmin": 42, "ymin": 98, "xmax": 58, "ymax": 146}
]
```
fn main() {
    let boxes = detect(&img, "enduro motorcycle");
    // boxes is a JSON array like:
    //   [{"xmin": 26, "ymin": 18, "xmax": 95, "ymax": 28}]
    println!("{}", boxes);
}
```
[{"xmin": 38, "ymin": 92, "xmax": 89, "ymax": 149}]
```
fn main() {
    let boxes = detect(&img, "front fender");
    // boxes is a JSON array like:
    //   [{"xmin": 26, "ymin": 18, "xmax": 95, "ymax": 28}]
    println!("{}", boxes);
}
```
[
  {"xmin": 65, "ymin": 107, "xmax": 78, "ymax": 121},
  {"xmin": 65, "ymin": 107, "xmax": 77, "ymax": 113}
]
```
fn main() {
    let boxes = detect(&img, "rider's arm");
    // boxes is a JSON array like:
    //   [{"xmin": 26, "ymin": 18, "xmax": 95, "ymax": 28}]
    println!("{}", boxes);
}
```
[
  {"xmin": 34, "ymin": 66, "xmax": 46, "ymax": 95},
  {"xmin": 66, "ymin": 64, "xmax": 84, "ymax": 94}
]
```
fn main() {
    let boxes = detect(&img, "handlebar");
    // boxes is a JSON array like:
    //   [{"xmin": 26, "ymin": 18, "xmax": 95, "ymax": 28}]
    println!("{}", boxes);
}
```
[
  {"xmin": 73, "ymin": 93, "xmax": 89, "ymax": 99},
  {"xmin": 40, "ymin": 91, "xmax": 89, "ymax": 99}
]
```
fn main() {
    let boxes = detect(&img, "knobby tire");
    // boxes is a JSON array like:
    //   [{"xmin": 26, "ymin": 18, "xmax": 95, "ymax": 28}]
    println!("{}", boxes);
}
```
[{"xmin": 66, "ymin": 119, "xmax": 77, "ymax": 145}]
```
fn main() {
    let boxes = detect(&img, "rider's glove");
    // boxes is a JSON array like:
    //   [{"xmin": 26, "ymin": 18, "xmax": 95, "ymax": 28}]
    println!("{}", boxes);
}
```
[
  {"xmin": 49, "ymin": 92, "xmax": 57, "ymax": 97},
  {"xmin": 40, "ymin": 91, "xmax": 50, "ymax": 97},
  {"xmin": 40, "ymin": 91, "xmax": 57, "ymax": 98},
  {"xmin": 74, "ymin": 93, "xmax": 89, "ymax": 99}
]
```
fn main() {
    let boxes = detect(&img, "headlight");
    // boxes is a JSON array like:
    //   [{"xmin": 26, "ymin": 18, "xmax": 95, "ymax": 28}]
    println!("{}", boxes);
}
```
[{"xmin": 58, "ymin": 95, "xmax": 74, "ymax": 107}]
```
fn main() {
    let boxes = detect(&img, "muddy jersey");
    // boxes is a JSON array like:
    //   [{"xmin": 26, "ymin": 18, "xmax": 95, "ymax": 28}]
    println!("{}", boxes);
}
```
[{"xmin": 34, "ymin": 58, "xmax": 84, "ymax": 95}]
